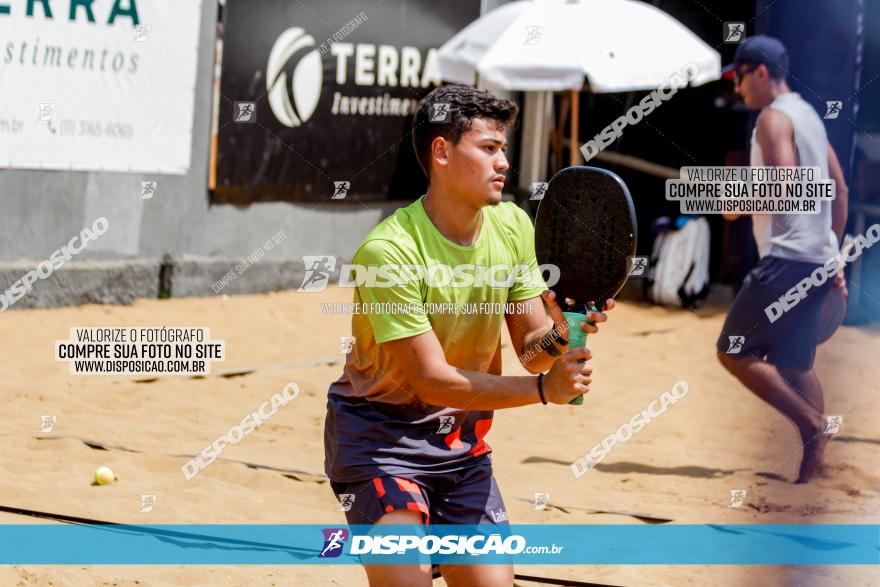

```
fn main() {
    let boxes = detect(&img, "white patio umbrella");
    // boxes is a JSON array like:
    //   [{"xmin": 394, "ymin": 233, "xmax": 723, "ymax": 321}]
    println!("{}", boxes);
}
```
[{"xmin": 437, "ymin": 0, "xmax": 720, "ymax": 172}]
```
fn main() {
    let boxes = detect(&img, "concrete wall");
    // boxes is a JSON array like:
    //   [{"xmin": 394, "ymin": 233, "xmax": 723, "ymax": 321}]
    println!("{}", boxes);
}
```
[{"xmin": 0, "ymin": 1, "xmax": 406, "ymax": 308}]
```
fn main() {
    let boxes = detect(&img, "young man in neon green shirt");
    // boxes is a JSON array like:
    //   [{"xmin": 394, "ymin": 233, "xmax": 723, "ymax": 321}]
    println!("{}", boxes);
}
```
[{"xmin": 324, "ymin": 84, "xmax": 613, "ymax": 586}]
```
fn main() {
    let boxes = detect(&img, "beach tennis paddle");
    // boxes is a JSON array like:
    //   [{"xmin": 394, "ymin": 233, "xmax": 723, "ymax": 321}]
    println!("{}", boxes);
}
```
[
  {"xmin": 817, "ymin": 285, "xmax": 846, "ymax": 345},
  {"xmin": 534, "ymin": 167, "xmax": 637, "ymax": 404}
]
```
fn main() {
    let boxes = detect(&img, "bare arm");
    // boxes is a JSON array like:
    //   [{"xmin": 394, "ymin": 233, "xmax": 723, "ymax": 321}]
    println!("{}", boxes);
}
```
[
  {"xmin": 827, "ymin": 144, "xmax": 849, "ymax": 242},
  {"xmin": 505, "ymin": 291, "xmax": 612, "ymax": 374},
  {"xmin": 504, "ymin": 295, "xmax": 565, "ymax": 375},
  {"xmin": 381, "ymin": 329, "xmax": 591, "ymax": 410},
  {"xmin": 755, "ymin": 108, "xmax": 798, "ymax": 167},
  {"xmin": 726, "ymin": 111, "xmax": 796, "ymax": 220}
]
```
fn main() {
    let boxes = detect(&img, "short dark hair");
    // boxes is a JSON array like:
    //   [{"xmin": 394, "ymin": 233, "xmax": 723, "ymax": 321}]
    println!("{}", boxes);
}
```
[{"xmin": 412, "ymin": 84, "xmax": 519, "ymax": 183}]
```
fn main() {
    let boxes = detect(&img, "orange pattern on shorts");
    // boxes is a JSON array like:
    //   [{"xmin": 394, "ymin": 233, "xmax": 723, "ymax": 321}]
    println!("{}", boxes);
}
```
[
  {"xmin": 468, "ymin": 417, "xmax": 493, "ymax": 456},
  {"xmin": 394, "ymin": 477, "xmax": 422, "ymax": 495},
  {"xmin": 444, "ymin": 426, "xmax": 464, "ymax": 449},
  {"xmin": 406, "ymin": 500, "xmax": 430, "ymax": 520},
  {"xmin": 375, "ymin": 477, "xmax": 430, "ymax": 523},
  {"xmin": 372, "ymin": 477, "xmax": 386, "ymax": 497}
]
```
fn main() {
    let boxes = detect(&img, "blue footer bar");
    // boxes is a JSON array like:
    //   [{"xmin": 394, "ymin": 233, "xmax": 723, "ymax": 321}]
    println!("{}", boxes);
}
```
[{"xmin": 0, "ymin": 524, "xmax": 877, "ymax": 565}]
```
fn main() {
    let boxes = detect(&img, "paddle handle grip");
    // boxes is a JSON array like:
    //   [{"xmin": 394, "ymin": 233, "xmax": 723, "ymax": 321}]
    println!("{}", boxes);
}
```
[{"xmin": 563, "ymin": 307, "xmax": 597, "ymax": 405}]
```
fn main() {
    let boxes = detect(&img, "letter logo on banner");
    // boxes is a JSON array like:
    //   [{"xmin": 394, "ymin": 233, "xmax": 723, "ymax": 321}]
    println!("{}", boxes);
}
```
[{"xmin": 267, "ymin": 28, "xmax": 323, "ymax": 127}]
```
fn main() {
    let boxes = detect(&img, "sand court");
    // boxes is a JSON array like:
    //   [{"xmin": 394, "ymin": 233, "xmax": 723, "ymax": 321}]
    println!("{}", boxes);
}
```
[{"xmin": 0, "ymin": 288, "xmax": 877, "ymax": 585}]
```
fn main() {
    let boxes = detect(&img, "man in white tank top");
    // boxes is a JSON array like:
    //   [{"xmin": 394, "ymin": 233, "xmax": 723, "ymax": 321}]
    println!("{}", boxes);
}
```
[{"xmin": 715, "ymin": 36, "xmax": 849, "ymax": 483}]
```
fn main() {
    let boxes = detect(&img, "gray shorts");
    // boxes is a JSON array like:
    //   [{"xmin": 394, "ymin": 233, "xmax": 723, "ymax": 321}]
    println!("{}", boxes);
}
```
[
  {"xmin": 330, "ymin": 462, "xmax": 508, "ymax": 526},
  {"xmin": 717, "ymin": 255, "xmax": 832, "ymax": 370},
  {"xmin": 324, "ymin": 393, "xmax": 505, "ymax": 525}
]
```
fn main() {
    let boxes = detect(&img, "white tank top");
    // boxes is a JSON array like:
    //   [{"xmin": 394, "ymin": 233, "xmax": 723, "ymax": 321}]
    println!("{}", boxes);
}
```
[{"xmin": 749, "ymin": 92, "xmax": 837, "ymax": 263}]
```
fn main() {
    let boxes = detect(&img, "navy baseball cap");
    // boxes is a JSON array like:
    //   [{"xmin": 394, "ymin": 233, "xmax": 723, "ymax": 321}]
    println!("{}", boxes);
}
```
[{"xmin": 722, "ymin": 35, "xmax": 789, "ymax": 80}]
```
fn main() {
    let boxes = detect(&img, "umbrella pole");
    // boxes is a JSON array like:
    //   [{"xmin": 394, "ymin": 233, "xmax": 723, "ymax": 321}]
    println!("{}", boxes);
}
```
[
  {"xmin": 519, "ymin": 91, "xmax": 552, "ymax": 190},
  {"xmin": 569, "ymin": 89, "xmax": 579, "ymax": 166}
]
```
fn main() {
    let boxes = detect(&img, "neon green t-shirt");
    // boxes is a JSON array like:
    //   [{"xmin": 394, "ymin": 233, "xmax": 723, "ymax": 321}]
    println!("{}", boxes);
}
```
[{"xmin": 329, "ymin": 195, "xmax": 547, "ymax": 404}]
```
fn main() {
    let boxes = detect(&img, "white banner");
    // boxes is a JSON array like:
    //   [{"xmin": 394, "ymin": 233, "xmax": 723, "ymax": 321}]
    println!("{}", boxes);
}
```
[{"xmin": 0, "ymin": 0, "xmax": 202, "ymax": 174}]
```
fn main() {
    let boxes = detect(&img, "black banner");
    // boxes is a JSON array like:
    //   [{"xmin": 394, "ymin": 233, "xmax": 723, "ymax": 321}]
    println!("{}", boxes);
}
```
[
  {"xmin": 214, "ymin": 0, "xmax": 480, "ymax": 205},
  {"xmin": 756, "ymin": 0, "xmax": 864, "ymax": 182}
]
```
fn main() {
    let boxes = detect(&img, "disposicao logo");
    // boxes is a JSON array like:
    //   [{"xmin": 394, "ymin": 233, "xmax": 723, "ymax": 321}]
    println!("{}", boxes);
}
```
[{"xmin": 319, "ymin": 528, "xmax": 349, "ymax": 558}]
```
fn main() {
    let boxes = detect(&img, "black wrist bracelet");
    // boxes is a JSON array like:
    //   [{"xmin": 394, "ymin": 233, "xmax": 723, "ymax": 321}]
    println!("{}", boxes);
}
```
[
  {"xmin": 537, "ymin": 373, "xmax": 547, "ymax": 405},
  {"xmin": 551, "ymin": 325, "xmax": 568, "ymax": 346}
]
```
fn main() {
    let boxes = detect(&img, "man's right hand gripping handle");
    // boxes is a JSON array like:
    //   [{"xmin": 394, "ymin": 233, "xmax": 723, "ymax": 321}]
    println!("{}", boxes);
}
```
[{"xmin": 542, "ymin": 346, "xmax": 592, "ymax": 405}]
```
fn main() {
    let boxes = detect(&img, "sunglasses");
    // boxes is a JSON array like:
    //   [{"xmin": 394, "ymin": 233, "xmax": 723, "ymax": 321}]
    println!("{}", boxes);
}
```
[{"xmin": 733, "ymin": 64, "xmax": 759, "ymax": 84}]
